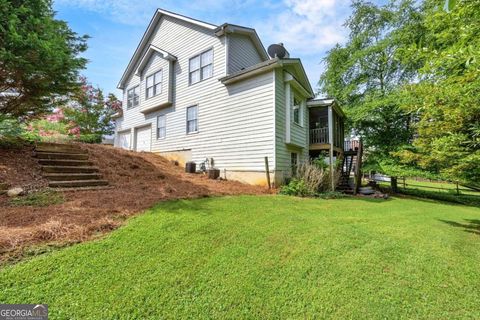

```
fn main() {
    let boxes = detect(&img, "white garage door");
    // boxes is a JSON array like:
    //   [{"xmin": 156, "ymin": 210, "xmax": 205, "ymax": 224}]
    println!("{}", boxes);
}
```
[
  {"xmin": 118, "ymin": 132, "xmax": 131, "ymax": 150},
  {"xmin": 135, "ymin": 126, "xmax": 151, "ymax": 152}
]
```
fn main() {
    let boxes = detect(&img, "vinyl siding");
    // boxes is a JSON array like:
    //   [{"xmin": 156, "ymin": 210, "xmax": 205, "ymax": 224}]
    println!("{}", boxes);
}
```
[
  {"xmin": 274, "ymin": 69, "xmax": 309, "ymax": 183},
  {"xmin": 140, "ymin": 54, "xmax": 171, "ymax": 113},
  {"xmin": 228, "ymin": 33, "xmax": 264, "ymax": 74},
  {"xmin": 116, "ymin": 15, "xmax": 275, "ymax": 172}
]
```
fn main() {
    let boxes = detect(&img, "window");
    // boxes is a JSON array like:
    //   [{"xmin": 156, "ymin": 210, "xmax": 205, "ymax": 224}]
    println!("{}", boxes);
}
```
[
  {"xmin": 146, "ymin": 70, "xmax": 162, "ymax": 99},
  {"xmin": 189, "ymin": 49, "xmax": 213, "ymax": 85},
  {"xmin": 293, "ymin": 95, "xmax": 302, "ymax": 125},
  {"xmin": 157, "ymin": 115, "xmax": 166, "ymax": 139},
  {"xmin": 186, "ymin": 106, "xmax": 198, "ymax": 134},
  {"xmin": 291, "ymin": 152, "xmax": 298, "ymax": 175},
  {"xmin": 127, "ymin": 86, "xmax": 139, "ymax": 109}
]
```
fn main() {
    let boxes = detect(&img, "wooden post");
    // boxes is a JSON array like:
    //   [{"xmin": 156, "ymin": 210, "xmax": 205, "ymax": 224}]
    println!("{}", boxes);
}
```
[
  {"xmin": 264, "ymin": 156, "xmax": 271, "ymax": 189},
  {"xmin": 456, "ymin": 181, "xmax": 459, "ymax": 195},
  {"xmin": 403, "ymin": 177, "xmax": 406, "ymax": 189},
  {"xmin": 353, "ymin": 139, "xmax": 363, "ymax": 195},
  {"xmin": 328, "ymin": 106, "xmax": 335, "ymax": 191}
]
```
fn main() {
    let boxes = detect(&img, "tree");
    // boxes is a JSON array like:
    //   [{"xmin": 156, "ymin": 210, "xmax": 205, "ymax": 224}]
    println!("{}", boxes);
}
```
[
  {"xmin": 62, "ymin": 77, "xmax": 121, "ymax": 142},
  {"xmin": 0, "ymin": 0, "xmax": 88, "ymax": 118},
  {"xmin": 319, "ymin": 0, "xmax": 423, "ymax": 176},
  {"xmin": 395, "ymin": 0, "xmax": 480, "ymax": 183}
]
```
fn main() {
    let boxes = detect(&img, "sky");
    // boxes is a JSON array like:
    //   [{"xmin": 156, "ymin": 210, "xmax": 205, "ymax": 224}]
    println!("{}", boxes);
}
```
[{"xmin": 53, "ymin": 0, "xmax": 355, "ymax": 97}]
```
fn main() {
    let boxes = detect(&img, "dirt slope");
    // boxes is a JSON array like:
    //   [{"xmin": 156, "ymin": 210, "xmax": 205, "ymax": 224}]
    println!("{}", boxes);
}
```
[{"xmin": 0, "ymin": 143, "xmax": 269, "ymax": 263}]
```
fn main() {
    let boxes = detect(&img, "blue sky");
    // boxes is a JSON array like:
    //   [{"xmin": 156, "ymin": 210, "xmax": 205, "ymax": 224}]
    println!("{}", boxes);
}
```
[{"xmin": 53, "ymin": 0, "xmax": 355, "ymax": 97}]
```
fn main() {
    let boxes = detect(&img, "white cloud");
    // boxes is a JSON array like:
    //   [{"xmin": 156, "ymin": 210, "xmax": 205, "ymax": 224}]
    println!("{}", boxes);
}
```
[{"xmin": 256, "ymin": 0, "xmax": 349, "ymax": 55}]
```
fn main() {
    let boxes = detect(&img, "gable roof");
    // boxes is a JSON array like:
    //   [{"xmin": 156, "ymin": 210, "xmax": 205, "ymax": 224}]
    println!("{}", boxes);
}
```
[
  {"xmin": 214, "ymin": 23, "xmax": 268, "ymax": 61},
  {"xmin": 118, "ymin": 9, "xmax": 268, "ymax": 89},
  {"xmin": 219, "ymin": 58, "xmax": 314, "ymax": 98},
  {"xmin": 118, "ymin": 9, "xmax": 217, "ymax": 89},
  {"xmin": 135, "ymin": 45, "xmax": 176, "ymax": 76}
]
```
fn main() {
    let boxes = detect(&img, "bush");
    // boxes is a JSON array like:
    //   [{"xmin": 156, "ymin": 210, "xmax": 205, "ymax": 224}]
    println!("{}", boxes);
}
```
[
  {"xmin": 280, "ymin": 160, "xmax": 340, "ymax": 197},
  {"xmin": 76, "ymin": 134, "xmax": 102, "ymax": 144},
  {"xmin": 0, "ymin": 117, "xmax": 26, "ymax": 148},
  {"xmin": 280, "ymin": 179, "xmax": 313, "ymax": 197}
]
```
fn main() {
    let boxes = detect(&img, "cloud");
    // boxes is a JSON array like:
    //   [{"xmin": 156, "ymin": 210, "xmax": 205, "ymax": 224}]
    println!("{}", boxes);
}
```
[{"xmin": 256, "ymin": 0, "xmax": 349, "ymax": 55}]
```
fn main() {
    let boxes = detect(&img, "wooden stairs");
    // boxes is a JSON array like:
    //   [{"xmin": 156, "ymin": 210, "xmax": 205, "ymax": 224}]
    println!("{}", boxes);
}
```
[
  {"xmin": 338, "ymin": 141, "xmax": 363, "ymax": 194},
  {"xmin": 34, "ymin": 143, "xmax": 109, "ymax": 188}
]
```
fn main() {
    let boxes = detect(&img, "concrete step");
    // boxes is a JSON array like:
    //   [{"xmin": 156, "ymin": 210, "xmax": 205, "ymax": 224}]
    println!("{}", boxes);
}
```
[
  {"xmin": 36, "ymin": 143, "xmax": 87, "ymax": 154},
  {"xmin": 43, "ymin": 173, "xmax": 103, "ymax": 181},
  {"xmin": 38, "ymin": 159, "xmax": 93, "ymax": 166},
  {"xmin": 42, "ymin": 166, "xmax": 99, "ymax": 173},
  {"xmin": 49, "ymin": 179, "xmax": 109, "ymax": 188},
  {"xmin": 34, "ymin": 152, "xmax": 89, "ymax": 160}
]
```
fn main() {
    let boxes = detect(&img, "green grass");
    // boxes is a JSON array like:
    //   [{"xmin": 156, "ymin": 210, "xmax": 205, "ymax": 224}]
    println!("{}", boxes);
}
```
[
  {"xmin": 9, "ymin": 190, "xmax": 64, "ymax": 207},
  {"xmin": 1, "ymin": 195, "xmax": 480, "ymax": 319}
]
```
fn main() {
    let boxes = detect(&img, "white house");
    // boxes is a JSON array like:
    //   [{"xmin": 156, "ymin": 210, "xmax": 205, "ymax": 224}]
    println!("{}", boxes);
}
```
[{"xmin": 114, "ymin": 8, "xmax": 345, "ymax": 186}]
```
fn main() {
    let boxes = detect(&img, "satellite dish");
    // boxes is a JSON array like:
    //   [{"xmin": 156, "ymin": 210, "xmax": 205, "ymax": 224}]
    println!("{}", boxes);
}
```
[{"xmin": 268, "ymin": 43, "xmax": 288, "ymax": 59}]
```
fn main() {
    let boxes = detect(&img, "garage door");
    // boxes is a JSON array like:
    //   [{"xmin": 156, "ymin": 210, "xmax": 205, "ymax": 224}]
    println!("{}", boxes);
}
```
[
  {"xmin": 135, "ymin": 126, "xmax": 151, "ymax": 152},
  {"xmin": 118, "ymin": 132, "xmax": 131, "ymax": 150}
]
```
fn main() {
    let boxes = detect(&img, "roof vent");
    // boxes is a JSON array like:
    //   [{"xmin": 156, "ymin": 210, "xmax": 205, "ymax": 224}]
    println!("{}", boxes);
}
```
[{"xmin": 267, "ymin": 43, "xmax": 290, "ymax": 59}]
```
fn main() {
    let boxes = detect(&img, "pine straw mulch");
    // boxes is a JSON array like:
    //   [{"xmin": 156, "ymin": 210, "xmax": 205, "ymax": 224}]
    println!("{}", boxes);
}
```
[{"xmin": 0, "ymin": 143, "xmax": 271, "ymax": 264}]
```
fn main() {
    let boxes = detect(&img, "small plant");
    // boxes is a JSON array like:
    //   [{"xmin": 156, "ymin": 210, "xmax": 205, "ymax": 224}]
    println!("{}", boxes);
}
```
[
  {"xmin": 10, "ymin": 190, "xmax": 65, "ymax": 207},
  {"xmin": 280, "ymin": 178, "xmax": 313, "ymax": 197}
]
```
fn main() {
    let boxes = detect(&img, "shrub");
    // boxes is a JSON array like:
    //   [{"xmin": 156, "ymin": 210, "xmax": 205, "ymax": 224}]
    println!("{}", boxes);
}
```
[
  {"xmin": 280, "ymin": 160, "xmax": 340, "ymax": 197},
  {"xmin": 76, "ymin": 134, "xmax": 102, "ymax": 144},
  {"xmin": 0, "ymin": 117, "xmax": 26, "ymax": 148},
  {"xmin": 280, "ymin": 179, "xmax": 313, "ymax": 197}
]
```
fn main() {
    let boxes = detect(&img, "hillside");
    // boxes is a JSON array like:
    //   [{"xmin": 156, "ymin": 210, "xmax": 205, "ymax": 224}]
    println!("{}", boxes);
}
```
[{"xmin": 0, "ymin": 143, "xmax": 268, "ymax": 263}]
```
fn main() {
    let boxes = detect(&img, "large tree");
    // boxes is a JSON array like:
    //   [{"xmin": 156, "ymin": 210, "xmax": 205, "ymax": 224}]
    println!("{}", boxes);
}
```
[
  {"xmin": 395, "ymin": 0, "xmax": 480, "ymax": 183},
  {"xmin": 0, "ymin": 0, "xmax": 88, "ymax": 118},
  {"xmin": 319, "ymin": 0, "xmax": 424, "ymax": 174}
]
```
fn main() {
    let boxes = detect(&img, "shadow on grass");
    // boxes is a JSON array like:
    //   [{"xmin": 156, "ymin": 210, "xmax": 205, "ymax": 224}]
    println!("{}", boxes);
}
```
[
  {"xmin": 439, "ymin": 219, "xmax": 480, "ymax": 235},
  {"xmin": 379, "ymin": 186, "xmax": 480, "ymax": 208}
]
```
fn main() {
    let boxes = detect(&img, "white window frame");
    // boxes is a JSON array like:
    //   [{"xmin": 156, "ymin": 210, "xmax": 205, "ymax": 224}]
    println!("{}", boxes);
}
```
[
  {"xmin": 146, "ymin": 70, "xmax": 162, "ymax": 99},
  {"xmin": 157, "ymin": 114, "xmax": 166, "ymax": 139},
  {"xmin": 186, "ymin": 105, "xmax": 198, "ymax": 134},
  {"xmin": 189, "ymin": 48, "xmax": 213, "ymax": 85},
  {"xmin": 127, "ymin": 86, "xmax": 139, "ymax": 109},
  {"xmin": 292, "ymin": 93, "xmax": 302, "ymax": 126}
]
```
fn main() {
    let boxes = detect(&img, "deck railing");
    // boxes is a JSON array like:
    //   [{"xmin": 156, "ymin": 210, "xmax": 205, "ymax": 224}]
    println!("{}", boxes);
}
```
[
  {"xmin": 344, "ymin": 139, "xmax": 360, "ymax": 151},
  {"xmin": 309, "ymin": 127, "xmax": 329, "ymax": 144}
]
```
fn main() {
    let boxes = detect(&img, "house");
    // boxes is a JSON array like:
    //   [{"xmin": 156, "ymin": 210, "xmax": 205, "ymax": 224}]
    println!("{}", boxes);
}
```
[{"xmin": 114, "ymin": 8, "xmax": 346, "ymax": 186}]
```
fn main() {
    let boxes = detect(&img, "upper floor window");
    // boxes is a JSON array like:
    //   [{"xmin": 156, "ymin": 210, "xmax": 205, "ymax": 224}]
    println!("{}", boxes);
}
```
[
  {"xmin": 189, "ymin": 49, "xmax": 213, "ymax": 85},
  {"xmin": 293, "ymin": 95, "xmax": 302, "ymax": 125},
  {"xmin": 186, "ymin": 105, "xmax": 198, "ymax": 134},
  {"xmin": 127, "ymin": 86, "xmax": 139, "ymax": 109},
  {"xmin": 146, "ymin": 70, "xmax": 162, "ymax": 99},
  {"xmin": 157, "ymin": 115, "xmax": 166, "ymax": 139}
]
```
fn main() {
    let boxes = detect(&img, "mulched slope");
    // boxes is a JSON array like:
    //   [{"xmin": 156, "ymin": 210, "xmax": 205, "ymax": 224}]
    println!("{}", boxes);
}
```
[
  {"xmin": 0, "ymin": 143, "xmax": 269, "ymax": 263},
  {"xmin": 0, "ymin": 145, "xmax": 48, "ymax": 191}
]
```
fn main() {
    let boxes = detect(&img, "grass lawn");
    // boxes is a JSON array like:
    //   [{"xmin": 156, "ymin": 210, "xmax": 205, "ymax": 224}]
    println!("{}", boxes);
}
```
[{"xmin": 1, "ymin": 195, "xmax": 480, "ymax": 319}]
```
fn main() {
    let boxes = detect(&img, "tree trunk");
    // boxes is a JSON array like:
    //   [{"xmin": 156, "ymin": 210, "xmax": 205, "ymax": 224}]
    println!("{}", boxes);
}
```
[{"xmin": 391, "ymin": 176, "xmax": 398, "ymax": 193}]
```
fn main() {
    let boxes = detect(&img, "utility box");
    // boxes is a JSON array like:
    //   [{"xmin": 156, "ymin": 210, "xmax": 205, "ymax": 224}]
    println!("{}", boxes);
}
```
[
  {"xmin": 185, "ymin": 161, "xmax": 196, "ymax": 173},
  {"xmin": 207, "ymin": 168, "xmax": 220, "ymax": 179}
]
